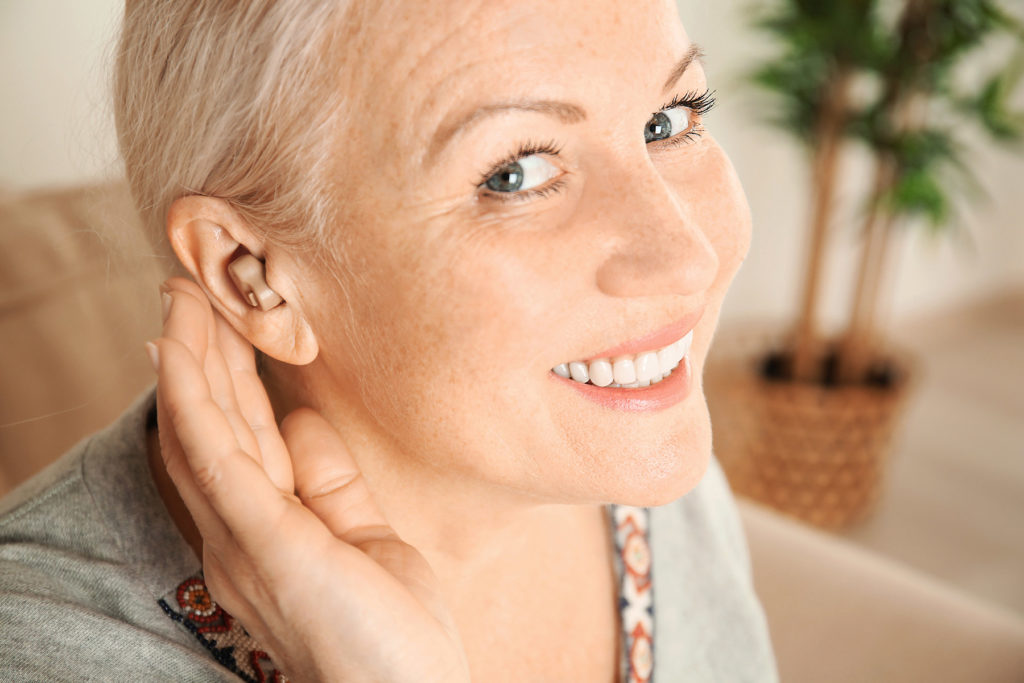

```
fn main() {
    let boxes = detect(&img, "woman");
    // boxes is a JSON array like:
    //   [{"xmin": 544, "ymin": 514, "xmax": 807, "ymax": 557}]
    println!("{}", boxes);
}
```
[{"xmin": 0, "ymin": 0, "xmax": 777, "ymax": 681}]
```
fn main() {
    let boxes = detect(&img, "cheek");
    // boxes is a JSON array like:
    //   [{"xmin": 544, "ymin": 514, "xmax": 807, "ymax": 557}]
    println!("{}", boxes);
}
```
[
  {"xmin": 708, "ymin": 159, "xmax": 752, "ymax": 283},
  {"xmin": 348, "ymin": 192, "xmax": 580, "ymax": 378},
  {"xmin": 324, "ymin": 211, "xmax": 562, "ymax": 463},
  {"xmin": 664, "ymin": 141, "xmax": 752, "ymax": 287}
]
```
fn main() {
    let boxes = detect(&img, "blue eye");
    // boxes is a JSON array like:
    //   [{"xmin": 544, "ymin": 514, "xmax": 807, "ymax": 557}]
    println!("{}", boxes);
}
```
[
  {"xmin": 476, "ymin": 90, "xmax": 716, "ymax": 204},
  {"xmin": 645, "ymin": 89, "xmax": 717, "ymax": 147},
  {"xmin": 484, "ymin": 154, "xmax": 560, "ymax": 193},
  {"xmin": 644, "ymin": 107, "xmax": 693, "ymax": 143},
  {"xmin": 477, "ymin": 140, "xmax": 565, "ymax": 202}
]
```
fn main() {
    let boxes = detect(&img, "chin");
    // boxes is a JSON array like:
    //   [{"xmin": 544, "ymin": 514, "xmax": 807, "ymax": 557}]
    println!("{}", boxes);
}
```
[
  {"xmin": 619, "ymin": 444, "xmax": 712, "ymax": 508},
  {"xmin": 597, "ymin": 400, "xmax": 715, "ymax": 508}
]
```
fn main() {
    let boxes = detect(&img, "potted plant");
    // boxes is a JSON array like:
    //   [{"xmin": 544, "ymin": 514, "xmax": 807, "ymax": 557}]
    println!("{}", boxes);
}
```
[{"xmin": 708, "ymin": 0, "xmax": 1024, "ymax": 528}]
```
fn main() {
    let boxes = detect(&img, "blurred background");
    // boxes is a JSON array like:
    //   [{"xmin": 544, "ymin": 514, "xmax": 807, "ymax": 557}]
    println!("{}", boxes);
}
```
[
  {"xmin": 1, "ymin": 0, "xmax": 1022, "ymax": 647},
  {"xmin": 688, "ymin": 0, "xmax": 1024, "ymax": 622}
]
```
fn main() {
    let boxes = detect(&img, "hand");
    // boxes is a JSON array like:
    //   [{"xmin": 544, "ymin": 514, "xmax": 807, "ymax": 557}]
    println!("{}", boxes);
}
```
[{"xmin": 148, "ymin": 278, "xmax": 470, "ymax": 683}]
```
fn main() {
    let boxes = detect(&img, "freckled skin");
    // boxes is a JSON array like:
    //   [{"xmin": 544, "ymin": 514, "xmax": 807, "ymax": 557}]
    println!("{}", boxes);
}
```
[
  {"xmin": 268, "ymin": 0, "xmax": 751, "ymax": 549},
  {"xmin": 262, "ymin": 0, "xmax": 750, "ymax": 671}
]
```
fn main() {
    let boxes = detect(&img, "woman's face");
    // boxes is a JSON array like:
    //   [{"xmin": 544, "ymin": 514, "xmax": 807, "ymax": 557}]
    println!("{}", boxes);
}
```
[{"xmin": 297, "ymin": 0, "xmax": 751, "ymax": 506}]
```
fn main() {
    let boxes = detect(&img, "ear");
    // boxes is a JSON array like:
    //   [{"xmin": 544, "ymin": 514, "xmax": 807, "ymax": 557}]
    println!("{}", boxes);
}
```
[{"xmin": 166, "ymin": 196, "xmax": 319, "ymax": 365}]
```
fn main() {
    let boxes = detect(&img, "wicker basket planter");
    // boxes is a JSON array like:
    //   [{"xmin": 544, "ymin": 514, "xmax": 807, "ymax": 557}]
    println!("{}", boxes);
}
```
[{"xmin": 706, "ymin": 328, "xmax": 917, "ymax": 529}]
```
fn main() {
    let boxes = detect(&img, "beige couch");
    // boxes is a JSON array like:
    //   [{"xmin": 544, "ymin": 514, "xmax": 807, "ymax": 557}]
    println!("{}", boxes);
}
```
[{"xmin": 3, "ymin": 182, "xmax": 1023, "ymax": 682}]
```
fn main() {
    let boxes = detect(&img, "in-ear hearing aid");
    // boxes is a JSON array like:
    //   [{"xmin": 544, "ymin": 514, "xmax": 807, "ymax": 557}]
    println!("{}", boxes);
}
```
[{"xmin": 227, "ymin": 253, "xmax": 284, "ymax": 311}]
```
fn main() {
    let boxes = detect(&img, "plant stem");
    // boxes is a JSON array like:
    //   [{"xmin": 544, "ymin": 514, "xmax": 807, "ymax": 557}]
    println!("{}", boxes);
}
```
[
  {"xmin": 793, "ymin": 68, "xmax": 853, "ymax": 382},
  {"xmin": 839, "ymin": 89, "xmax": 927, "ymax": 383},
  {"xmin": 838, "ymin": 157, "xmax": 896, "ymax": 383}
]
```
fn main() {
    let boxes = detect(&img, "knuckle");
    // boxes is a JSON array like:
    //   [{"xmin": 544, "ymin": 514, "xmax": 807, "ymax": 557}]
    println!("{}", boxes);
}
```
[
  {"xmin": 192, "ymin": 463, "xmax": 222, "ymax": 494},
  {"xmin": 162, "ymin": 396, "xmax": 185, "ymax": 427},
  {"xmin": 298, "ymin": 470, "xmax": 361, "ymax": 503},
  {"xmin": 356, "ymin": 532, "xmax": 408, "ymax": 559}
]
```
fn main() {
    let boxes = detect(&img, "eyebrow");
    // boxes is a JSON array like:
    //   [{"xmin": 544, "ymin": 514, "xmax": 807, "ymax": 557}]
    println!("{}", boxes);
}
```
[
  {"xmin": 662, "ymin": 43, "xmax": 706, "ymax": 94},
  {"xmin": 426, "ymin": 101, "xmax": 585, "ymax": 163},
  {"xmin": 425, "ymin": 42, "xmax": 706, "ymax": 163}
]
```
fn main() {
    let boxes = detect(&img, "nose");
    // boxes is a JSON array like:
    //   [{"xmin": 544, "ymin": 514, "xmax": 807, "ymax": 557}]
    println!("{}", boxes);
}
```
[{"xmin": 593, "ymin": 162, "xmax": 719, "ymax": 299}]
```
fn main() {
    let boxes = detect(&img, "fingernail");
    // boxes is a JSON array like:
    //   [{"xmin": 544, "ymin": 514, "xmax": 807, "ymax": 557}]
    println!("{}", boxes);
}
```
[
  {"xmin": 145, "ymin": 341, "xmax": 160, "ymax": 373},
  {"xmin": 161, "ymin": 292, "xmax": 173, "ymax": 323}
]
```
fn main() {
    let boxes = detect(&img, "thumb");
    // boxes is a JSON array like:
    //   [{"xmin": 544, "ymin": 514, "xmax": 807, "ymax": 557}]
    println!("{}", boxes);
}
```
[
  {"xmin": 282, "ymin": 407, "xmax": 398, "ymax": 548},
  {"xmin": 283, "ymin": 407, "xmax": 460, "ymax": 635}
]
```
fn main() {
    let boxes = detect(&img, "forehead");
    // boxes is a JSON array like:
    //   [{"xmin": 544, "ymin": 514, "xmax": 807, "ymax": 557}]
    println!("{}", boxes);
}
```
[{"xmin": 340, "ymin": 0, "xmax": 690, "ymax": 155}]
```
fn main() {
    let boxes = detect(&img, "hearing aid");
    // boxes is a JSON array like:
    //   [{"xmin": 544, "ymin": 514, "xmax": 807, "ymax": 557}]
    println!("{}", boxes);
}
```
[{"xmin": 227, "ymin": 253, "xmax": 284, "ymax": 311}]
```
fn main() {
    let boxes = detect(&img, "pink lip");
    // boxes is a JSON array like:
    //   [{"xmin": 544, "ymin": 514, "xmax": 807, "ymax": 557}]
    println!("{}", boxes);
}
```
[
  {"xmin": 550, "ymin": 355, "xmax": 694, "ymax": 412},
  {"xmin": 582, "ymin": 305, "xmax": 705, "ymax": 362}
]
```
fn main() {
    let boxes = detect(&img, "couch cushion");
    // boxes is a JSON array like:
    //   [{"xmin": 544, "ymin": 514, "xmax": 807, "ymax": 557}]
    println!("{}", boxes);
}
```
[
  {"xmin": 739, "ymin": 499, "xmax": 1024, "ymax": 682},
  {"xmin": 0, "ymin": 181, "xmax": 171, "ymax": 495}
]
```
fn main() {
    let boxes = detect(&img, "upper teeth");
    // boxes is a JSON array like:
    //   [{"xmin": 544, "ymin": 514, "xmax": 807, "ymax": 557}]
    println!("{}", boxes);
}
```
[{"xmin": 552, "ymin": 330, "xmax": 694, "ymax": 388}]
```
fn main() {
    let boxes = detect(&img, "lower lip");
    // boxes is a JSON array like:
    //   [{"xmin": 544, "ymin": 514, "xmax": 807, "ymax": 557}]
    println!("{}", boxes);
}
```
[{"xmin": 549, "ymin": 356, "xmax": 694, "ymax": 412}]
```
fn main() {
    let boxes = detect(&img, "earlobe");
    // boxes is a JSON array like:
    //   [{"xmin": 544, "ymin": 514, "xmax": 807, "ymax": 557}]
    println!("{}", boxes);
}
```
[{"xmin": 165, "ymin": 195, "xmax": 319, "ymax": 366}]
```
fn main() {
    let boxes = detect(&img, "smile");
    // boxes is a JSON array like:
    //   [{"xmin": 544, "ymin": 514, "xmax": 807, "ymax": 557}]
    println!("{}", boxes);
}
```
[{"xmin": 552, "ymin": 330, "xmax": 694, "ymax": 388}]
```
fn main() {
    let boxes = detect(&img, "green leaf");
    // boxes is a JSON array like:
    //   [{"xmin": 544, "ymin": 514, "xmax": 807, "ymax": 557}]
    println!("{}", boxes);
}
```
[
  {"xmin": 743, "ymin": 0, "xmax": 1024, "ymax": 236},
  {"xmin": 960, "ymin": 49, "xmax": 1024, "ymax": 141},
  {"xmin": 883, "ymin": 167, "xmax": 951, "ymax": 227}
]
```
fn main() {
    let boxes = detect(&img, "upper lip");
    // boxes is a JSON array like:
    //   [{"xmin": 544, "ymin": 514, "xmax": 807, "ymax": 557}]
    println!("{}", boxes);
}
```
[{"xmin": 573, "ymin": 305, "xmax": 706, "ymax": 363}]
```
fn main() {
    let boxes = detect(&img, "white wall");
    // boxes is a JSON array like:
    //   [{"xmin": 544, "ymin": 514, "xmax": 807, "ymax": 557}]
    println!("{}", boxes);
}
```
[
  {"xmin": 0, "ymin": 0, "xmax": 122, "ymax": 189},
  {"xmin": 2, "ymin": 0, "xmax": 1022, "ymax": 328}
]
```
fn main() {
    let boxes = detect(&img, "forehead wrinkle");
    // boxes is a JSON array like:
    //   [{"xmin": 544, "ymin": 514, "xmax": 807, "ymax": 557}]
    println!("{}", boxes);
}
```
[
  {"xmin": 351, "ymin": 0, "xmax": 692, "ymax": 173},
  {"xmin": 373, "ymin": 4, "xmax": 506, "ymax": 168}
]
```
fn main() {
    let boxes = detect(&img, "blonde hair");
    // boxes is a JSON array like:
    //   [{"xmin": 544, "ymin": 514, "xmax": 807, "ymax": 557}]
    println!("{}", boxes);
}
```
[{"xmin": 113, "ymin": 1, "xmax": 352, "ymax": 250}]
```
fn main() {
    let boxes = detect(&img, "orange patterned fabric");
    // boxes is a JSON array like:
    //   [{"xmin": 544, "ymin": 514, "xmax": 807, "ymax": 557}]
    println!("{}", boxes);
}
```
[
  {"xmin": 159, "ymin": 576, "xmax": 289, "ymax": 683},
  {"xmin": 610, "ymin": 504, "xmax": 655, "ymax": 683},
  {"xmin": 160, "ymin": 504, "xmax": 653, "ymax": 682}
]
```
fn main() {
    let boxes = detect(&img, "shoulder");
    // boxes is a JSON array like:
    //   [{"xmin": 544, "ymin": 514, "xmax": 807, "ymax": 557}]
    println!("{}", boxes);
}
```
[
  {"xmin": 0, "ymin": 389, "xmax": 231, "ymax": 682},
  {"xmin": 0, "ymin": 389, "xmax": 166, "ymax": 591},
  {"xmin": 1, "ymin": 594, "xmax": 240, "ymax": 683},
  {"xmin": 0, "ymin": 423, "xmax": 114, "ymax": 600}
]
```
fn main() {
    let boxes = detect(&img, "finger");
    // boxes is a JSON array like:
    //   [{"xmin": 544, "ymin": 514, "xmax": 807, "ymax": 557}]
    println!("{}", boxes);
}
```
[
  {"xmin": 283, "ymin": 413, "xmax": 453, "ymax": 620},
  {"xmin": 161, "ymin": 282, "xmax": 233, "ymax": 415},
  {"xmin": 213, "ymin": 311, "xmax": 293, "ymax": 492},
  {"xmin": 282, "ymin": 408, "xmax": 396, "ymax": 548},
  {"xmin": 160, "ymin": 278, "xmax": 209, "ymax": 361},
  {"xmin": 162, "ymin": 281, "xmax": 262, "ymax": 466},
  {"xmin": 154, "ymin": 366, "xmax": 235, "ymax": 552},
  {"xmin": 161, "ymin": 279, "xmax": 237, "ymax": 420},
  {"xmin": 154, "ymin": 336, "xmax": 290, "ymax": 554}
]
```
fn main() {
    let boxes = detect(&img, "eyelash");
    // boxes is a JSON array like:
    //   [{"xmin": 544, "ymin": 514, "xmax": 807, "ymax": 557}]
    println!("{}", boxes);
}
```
[{"xmin": 476, "ymin": 88, "xmax": 717, "ymax": 205}]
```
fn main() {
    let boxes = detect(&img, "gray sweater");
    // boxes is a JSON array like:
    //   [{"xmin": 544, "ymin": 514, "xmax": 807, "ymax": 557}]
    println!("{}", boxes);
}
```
[{"xmin": 0, "ymin": 388, "xmax": 777, "ymax": 682}]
